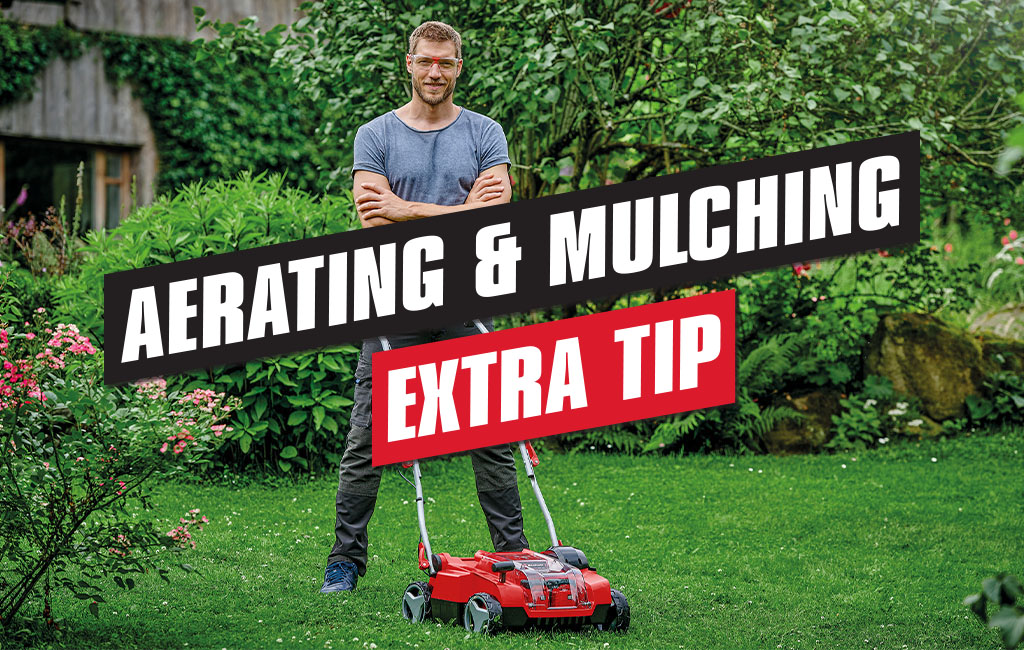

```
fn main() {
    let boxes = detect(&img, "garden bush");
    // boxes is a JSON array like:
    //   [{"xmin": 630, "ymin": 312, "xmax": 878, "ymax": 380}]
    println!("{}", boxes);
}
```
[
  {"xmin": 1, "ymin": 163, "xmax": 88, "ymax": 325},
  {"xmin": 826, "ymin": 375, "xmax": 926, "ymax": 451},
  {"xmin": 965, "ymin": 573, "xmax": 1024, "ymax": 649},
  {"xmin": 0, "ymin": 309, "xmax": 238, "ymax": 627},
  {"xmin": 56, "ymin": 173, "xmax": 362, "ymax": 473}
]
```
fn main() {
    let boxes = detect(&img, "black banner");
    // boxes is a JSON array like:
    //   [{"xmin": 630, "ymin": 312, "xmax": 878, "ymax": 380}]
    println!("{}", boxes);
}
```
[{"xmin": 104, "ymin": 131, "xmax": 919, "ymax": 384}]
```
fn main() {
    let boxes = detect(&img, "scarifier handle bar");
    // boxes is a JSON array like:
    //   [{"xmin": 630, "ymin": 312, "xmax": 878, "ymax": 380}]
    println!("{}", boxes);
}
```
[
  {"xmin": 387, "ymin": 320, "xmax": 561, "ymax": 568},
  {"xmin": 381, "ymin": 335, "xmax": 436, "ymax": 573},
  {"xmin": 518, "ymin": 441, "xmax": 559, "ymax": 548},
  {"xmin": 411, "ymin": 460, "xmax": 433, "ymax": 569}
]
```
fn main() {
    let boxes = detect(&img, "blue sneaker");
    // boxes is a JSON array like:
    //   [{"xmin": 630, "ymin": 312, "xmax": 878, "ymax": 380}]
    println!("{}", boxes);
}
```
[{"xmin": 320, "ymin": 561, "xmax": 358, "ymax": 593}]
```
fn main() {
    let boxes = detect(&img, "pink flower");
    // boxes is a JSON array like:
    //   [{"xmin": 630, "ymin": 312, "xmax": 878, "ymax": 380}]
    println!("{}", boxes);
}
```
[
  {"xmin": 1005, "ymin": 218, "xmax": 1012, "ymax": 226},
  {"xmin": 1003, "ymin": 236, "xmax": 1011, "ymax": 245},
  {"xmin": 1011, "ymin": 230, "xmax": 1019, "ymax": 240},
  {"xmin": 944, "ymin": 243, "xmax": 953, "ymax": 253},
  {"xmin": 159, "ymin": 443, "xmax": 169, "ymax": 453},
  {"xmin": 15, "ymin": 187, "xmax": 27, "ymax": 207},
  {"xmin": 1016, "ymin": 257, "xmax": 1024, "ymax": 265},
  {"xmin": 25, "ymin": 333, "xmax": 35, "ymax": 340}
]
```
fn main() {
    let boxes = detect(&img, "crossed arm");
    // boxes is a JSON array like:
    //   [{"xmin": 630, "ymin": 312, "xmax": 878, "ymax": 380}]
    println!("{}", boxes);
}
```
[{"xmin": 353, "ymin": 163, "xmax": 512, "ymax": 228}]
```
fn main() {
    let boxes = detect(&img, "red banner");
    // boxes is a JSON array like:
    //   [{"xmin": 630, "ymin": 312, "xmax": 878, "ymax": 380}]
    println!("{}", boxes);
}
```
[{"xmin": 371, "ymin": 291, "xmax": 735, "ymax": 465}]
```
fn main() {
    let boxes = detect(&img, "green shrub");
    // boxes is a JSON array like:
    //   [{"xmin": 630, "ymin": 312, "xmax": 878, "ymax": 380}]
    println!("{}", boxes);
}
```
[
  {"xmin": 966, "ymin": 372, "xmax": 1024, "ymax": 427},
  {"xmin": 827, "ymin": 376, "xmax": 925, "ymax": 451},
  {"xmin": 965, "ymin": 573, "xmax": 1024, "ymax": 649},
  {"xmin": 0, "ymin": 265, "xmax": 59, "ymax": 325},
  {"xmin": 56, "ymin": 172, "xmax": 361, "ymax": 473}
]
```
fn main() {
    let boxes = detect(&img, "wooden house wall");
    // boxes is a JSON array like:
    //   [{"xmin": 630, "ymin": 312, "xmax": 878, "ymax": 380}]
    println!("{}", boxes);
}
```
[{"xmin": 1, "ymin": 0, "xmax": 301, "ymax": 40}]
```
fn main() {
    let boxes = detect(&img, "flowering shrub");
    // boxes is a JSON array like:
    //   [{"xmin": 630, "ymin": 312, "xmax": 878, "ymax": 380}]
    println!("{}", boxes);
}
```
[
  {"xmin": 0, "ymin": 309, "xmax": 93, "ymax": 409},
  {"xmin": 0, "ymin": 310, "xmax": 238, "ymax": 627}
]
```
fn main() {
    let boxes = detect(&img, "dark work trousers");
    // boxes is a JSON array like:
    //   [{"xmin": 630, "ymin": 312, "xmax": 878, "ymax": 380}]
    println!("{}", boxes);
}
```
[{"xmin": 327, "ymin": 318, "xmax": 529, "ymax": 576}]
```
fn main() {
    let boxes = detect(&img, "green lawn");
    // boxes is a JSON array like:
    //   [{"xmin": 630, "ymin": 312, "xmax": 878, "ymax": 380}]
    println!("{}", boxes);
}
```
[{"xmin": 15, "ymin": 429, "xmax": 1024, "ymax": 649}]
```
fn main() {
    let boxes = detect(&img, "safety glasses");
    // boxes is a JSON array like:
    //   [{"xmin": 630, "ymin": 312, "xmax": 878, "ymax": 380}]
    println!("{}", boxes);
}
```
[{"xmin": 408, "ymin": 54, "xmax": 461, "ymax": 72}]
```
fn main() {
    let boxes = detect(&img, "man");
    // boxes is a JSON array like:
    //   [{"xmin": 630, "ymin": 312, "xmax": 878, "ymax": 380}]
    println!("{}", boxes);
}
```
[{"xmin": 321, "ymin": 20, "xmax": 529, "ymax": 593}]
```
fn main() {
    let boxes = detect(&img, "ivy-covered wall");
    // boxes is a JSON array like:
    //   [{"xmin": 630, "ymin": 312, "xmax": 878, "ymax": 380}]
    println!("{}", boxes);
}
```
[{"xmin": 0, "ymin": 19, "xmax": 324, "ymax": 196}]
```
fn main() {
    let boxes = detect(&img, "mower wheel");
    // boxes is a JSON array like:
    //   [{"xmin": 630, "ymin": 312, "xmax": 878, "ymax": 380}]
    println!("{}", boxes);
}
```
[
  {"xmin": 462, "ymin": 592, "xmax": 502, "ymax": 634},
  {"xmin": 599, "ymin": 589, "xmax": 630, "ymax": 632},
  {"xmin": 401, "ymin": 581, "xmax": 431, "ymax": 623}
]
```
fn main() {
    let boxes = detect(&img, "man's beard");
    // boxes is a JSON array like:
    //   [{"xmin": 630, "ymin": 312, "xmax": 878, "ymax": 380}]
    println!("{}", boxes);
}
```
[{"xmin": 413, "ymin": 76, "xmax": 455, "ymax": 106}]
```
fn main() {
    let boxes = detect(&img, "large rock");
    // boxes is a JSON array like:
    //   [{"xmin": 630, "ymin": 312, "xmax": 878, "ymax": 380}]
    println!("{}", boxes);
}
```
[
  {"xmin": 969, "ymin": 304, "xmax": 1024, "ymax": 341},
  {"xmin": 864, "ymin": 313, "xmax": 987, "ymax": 420},
  {"xmin": 764, "ymin": 391, "xmax": 841, "ymax": 454}
]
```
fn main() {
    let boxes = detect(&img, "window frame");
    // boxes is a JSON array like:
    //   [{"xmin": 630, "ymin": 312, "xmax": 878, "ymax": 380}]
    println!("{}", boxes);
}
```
[{"xmin": 92, "ymin": 149, "xmax": 131, "ymax": 229}]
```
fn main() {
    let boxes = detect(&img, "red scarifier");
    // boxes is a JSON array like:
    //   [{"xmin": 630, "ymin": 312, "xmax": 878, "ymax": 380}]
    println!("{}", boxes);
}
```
[
  {"xmin": 382, "ymin": 332, "xmax": 629, "ymax": 634},
  {"xmin": 398, "ymin": 441, "xmax": 630, "ymax": 634}
]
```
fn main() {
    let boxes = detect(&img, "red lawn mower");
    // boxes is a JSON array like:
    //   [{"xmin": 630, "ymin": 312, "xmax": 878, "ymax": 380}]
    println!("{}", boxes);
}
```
[{"xmin": 398, "ymin": 441, "xmax": 630, "ymax": 634}]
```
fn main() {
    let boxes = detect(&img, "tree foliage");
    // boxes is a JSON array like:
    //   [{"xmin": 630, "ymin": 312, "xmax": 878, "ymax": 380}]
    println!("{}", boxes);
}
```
[{"xmin": 200, "ymin": 0, "xmax": 1024, "ymax": 221}]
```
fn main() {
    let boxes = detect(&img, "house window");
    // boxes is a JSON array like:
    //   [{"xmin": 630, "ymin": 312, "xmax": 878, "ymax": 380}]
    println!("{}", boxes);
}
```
[
  {"xmin": 0, "ymin": 138, "xmax": 133, "ymax": 232},
  {"xmin": 95, "ymin": 150, "xmax": 131, "ymax": 229}
]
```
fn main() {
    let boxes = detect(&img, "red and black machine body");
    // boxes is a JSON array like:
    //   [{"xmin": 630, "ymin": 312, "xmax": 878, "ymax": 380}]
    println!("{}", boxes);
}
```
[
  {"xmin": 398, "ymin": 440, "xmax": 629, "ymax": 634},
  {"xmin": 428, "ymin": 548, "xmax": 613, "ymax": 629}
]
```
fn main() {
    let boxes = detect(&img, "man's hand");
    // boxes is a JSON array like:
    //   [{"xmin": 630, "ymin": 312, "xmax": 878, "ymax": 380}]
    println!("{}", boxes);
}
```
[
  {"xmin": 356, "ymin": 182, "xmax": 412, "ymax": 226},
  {"xmin": 464, "ymin": 172, "xmax": 508, "ymax": 206}
]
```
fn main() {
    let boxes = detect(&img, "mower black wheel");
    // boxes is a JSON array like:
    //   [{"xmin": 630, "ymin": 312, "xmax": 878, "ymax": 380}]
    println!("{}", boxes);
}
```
[
  {"xmin": 401, "ymin": 581, "xmax": 431, "ymax": 623},
  {"xmin": 462, "ymin": 592, "xmax": 502, "ymax": 634},
  {"xmin": 599, "ymin": 589, "xmax": 630, "ymax": 632}
]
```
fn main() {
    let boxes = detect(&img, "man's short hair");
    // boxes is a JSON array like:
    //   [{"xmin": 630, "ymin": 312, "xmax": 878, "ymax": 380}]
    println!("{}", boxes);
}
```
[{"xmin": 408, "ymin": 21, "xmax": 462, "ymax": 59}]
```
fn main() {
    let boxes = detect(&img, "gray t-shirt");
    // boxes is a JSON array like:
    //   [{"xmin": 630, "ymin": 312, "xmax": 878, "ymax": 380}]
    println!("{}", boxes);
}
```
[{"xmin": 352, "ymin": 107, "xmax": 511, "ymax": 206}]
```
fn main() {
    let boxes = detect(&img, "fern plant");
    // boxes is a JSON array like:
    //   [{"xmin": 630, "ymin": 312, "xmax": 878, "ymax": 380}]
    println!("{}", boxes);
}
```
[
  {"xmin": 643, "ymin": 411, "xmax": 706, "ymax": 452},
  {"xmin": 548, "ymin": 325, "xmax": 812, "ymax": 455},
  {"xmin": 697, "ymin": 333, "xmax": 807, "ymax": 453}
]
